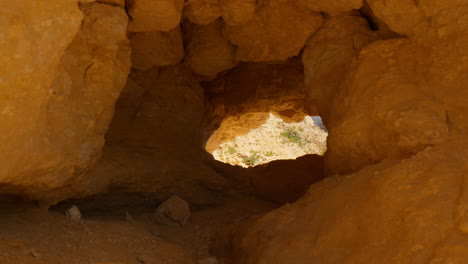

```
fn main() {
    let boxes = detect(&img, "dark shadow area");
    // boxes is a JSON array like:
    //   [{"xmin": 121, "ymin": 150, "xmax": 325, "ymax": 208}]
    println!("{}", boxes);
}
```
[{"xmin": 206, "ymin": 154, "xmax": 325, "ymax": 204}]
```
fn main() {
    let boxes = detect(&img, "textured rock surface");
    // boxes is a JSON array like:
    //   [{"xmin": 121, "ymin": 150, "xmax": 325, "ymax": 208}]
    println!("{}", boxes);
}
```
[
  {"xmin": 130, "ymin": 26, "xmax": 184, "ymax": 70},
  {"xmin": 220, "ymin": 0, "xmax": 256, "ymax": 26},
  {"xmin": 230, "ymin": 141, "xmax": 468, "ymax": 263},
  {"xmin": 2, "ymin": 1, "xmax": 468, "ymax": 262},
  {"xmin": 52, "ymin": 66, "xmax": 229, "ymax": 206},
  {"xmin": 154, "ymin": 195, "xmax": 191, "ymax": 226},
  {"xmin": 127, "ymin": 0, "xmax": 184, "ymax": 32},
  {"xmin": 294, "ymin": 0, "xmax": 363, "ymax": 14},
  {"xmin": 230, "ymin": 1, "xmax": 468, "ymax": 262},
  {"xmin": 185, "ymin": 0, "xmax": 221, "ymax": 25},
  {"xmin": 184, "ymin": 20, "xmax": 238, "ymax": 77},
  {"xmin": 204, "ymin": 60, "xmax": 318, "ymax": 152},
  {"xmin": 0, "ymin": 1, "xmax": 130, "ymax": 200},
  {"xmin": 302, "ymin": 14, "xmax": 376, "ymax": 121},
  {"xmin": 224, "ymin": 0, "xmax": 323, "ymax": 61},
  {"xmin": 366, "ymin": 0, "xmax": 468, "ymax": 37},
  {"xmin": 325, "ymin": 38, "xmax": 464, "ymax": 174},
  {"xmin": 97, "ymin": 0, "xmax": 125, "ymax": 6}
]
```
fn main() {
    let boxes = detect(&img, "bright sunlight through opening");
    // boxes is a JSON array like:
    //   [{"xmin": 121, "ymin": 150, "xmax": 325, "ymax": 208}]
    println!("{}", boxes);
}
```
[{"xmin": 211, "ymin": 113, "xmax": 328, "ymax": 168}]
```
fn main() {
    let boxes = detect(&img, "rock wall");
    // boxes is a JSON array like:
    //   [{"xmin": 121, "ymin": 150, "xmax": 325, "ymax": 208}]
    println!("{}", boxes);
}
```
[
  {"xmin": 0, "ymin": 1, "xmax": 130, "ymax": 200},
  {"xmin": 229, "ymin": 1, "xmax": 468, "ymax": 263},
  {"xmin": 2, "ymin": 0, "xmax": 468, "ymax": 262},
  {"xmin": 230, "ymin": 141, "xmax": 468, "ymax": 263}
]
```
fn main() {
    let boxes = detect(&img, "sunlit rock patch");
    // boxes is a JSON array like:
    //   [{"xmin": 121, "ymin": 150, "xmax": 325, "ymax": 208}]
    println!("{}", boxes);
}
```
[{"xmin": 211, "ymin": 113, "xmax": 327, "ymax": 167}]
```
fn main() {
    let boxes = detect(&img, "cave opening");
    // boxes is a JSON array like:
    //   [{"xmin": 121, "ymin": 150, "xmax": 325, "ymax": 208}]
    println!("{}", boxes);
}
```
[
  {"xmin": 208, "ymin": 113, "xmax": 328, "ymax": 168},
  {"xmin": 5, "ymin": 0, "xmax": 465, "ymax": 262}
]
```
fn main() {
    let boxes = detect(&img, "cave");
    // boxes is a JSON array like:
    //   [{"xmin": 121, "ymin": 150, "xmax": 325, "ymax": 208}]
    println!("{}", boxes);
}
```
[
  {"xmin": 1, "ymin": 0, "xmax": 468, "ymax": 263},
  {"xmin": 208, "ymin": 113, "xmax": 327, "ymax": 168}
]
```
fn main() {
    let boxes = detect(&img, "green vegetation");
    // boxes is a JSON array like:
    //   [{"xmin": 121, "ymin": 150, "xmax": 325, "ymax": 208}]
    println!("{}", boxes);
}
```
[
  {"xmin": 265, "ymin": 151, "xmax": 276, "ymax": 157},
  {"xmin": 242, "ymin": 151, "xmax": 261, "ymax": 166},
  {"xmin": 280, "ymin": 128, "xmax": 303, "ymax": 144},
  {"xmin": 227, "ymin": 146, "xmax": 237, "ymax": 154}
]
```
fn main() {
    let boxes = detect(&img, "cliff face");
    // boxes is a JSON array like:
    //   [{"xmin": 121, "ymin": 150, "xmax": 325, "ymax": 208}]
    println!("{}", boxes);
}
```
[{"xmin": 2, "ymin": 0, "xmax": 468, "ymax": 262}]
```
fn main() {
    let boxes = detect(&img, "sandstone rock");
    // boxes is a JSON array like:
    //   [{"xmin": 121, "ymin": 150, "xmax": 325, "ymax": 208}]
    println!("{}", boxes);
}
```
[
  {"xmin": 302, "ymin": 15, "xmax": 376, "ymax": 121},
  {"xmin": 65, "ymin": 205, "xmax": 82, "ymax": 222},
  {"xmin": 325, "ymin": 38, "xmax": 460, "ymax": 174},
  {"xmin": 294, "ymin": 0, "xmax": 363, "ymax": 14},
  {"xmin": 231, "ymin": 141, "xmax": 468, "ymax": 263},
  {"xmin": 224, "ymin": 0, "xmax": 323, "ymax": 62},
  {"xmin": 43, "ymin": 3, "xmax": 131, "ymax": 200},
  {"xmin": 154, "ymin": 195, "xmax": 191, "ymax": 226},
  {"xmin": 359, "ymin": 1, "xmax": 400, "ymax": 39},
  {"xmin": 130, "ymin": 26, "xmax": 184, "ymax": 70},
  {"xmin": 0, "ymin": 0, "xmax": 82, "ymax": 194},
  {"xmin": 185, "ymin": 0, "xmax": 222, "ymax": 25},
  {"xmin": 62, "ymin": 66, "xmax": 229, "ymax": 206},
  {"xmin": 185, "ymin": 20, "xmax": 238, "ymax": 77},
  {"xmin": 366, "ymin": 0, "xmax": 468, "ymax": 37},
  {"xmin": 220, "ymin": 0, "xmax": 256, "ymax": 26},
  {"xmin": 97, "ymin": 0, "xmax": 125, "ymax": 6},
  {"xmin": 204, "ymin": 60, "xmax": 317, "ymax": 153},
  {"xmin": 0, "ymin": 1, "xmax": 130, "ymax": 201},
  {"xmin": 127, "ymin": 0, "xmax": 184, "ymax": 32},
  {"xmin": 228, "ymin": 4, "xmax": 468, "ymax": 261}
]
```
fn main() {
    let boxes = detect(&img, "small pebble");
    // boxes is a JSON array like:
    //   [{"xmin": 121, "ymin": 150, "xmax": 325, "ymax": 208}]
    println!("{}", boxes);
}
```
[
  {"xmin": 65, "ymin": 205, "xmax": 81, "ymax": 223},
  {"xmin": 153, "ymin": 195, "xmax": 190, "ymax": 226}
]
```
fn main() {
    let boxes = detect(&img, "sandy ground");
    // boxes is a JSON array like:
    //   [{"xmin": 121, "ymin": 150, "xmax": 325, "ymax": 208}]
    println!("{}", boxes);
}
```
[
  {"xmin": 0, "ymin": 195, "xmax": 276, "ymax": 264},
  {"xmin": 212, "ymin": 114, "xmax": 328, "ymax": 167}
]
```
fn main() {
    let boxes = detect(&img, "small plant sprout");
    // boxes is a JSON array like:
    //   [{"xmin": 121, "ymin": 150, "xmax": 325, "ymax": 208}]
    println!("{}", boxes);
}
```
[
  {"xmin": 242, "ymin": 151, "xmax": 261, "ymax": 166},
  {"xmin": 228, "ymin": 146, "xmax": 237, "ymax": 154},
  {"xmin": 280, "ymin": 128, "xmax": 302, "ymax": 144}
]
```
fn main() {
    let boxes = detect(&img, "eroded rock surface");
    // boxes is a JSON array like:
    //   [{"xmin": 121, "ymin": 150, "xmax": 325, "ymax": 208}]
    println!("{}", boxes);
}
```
[
  {"xmin": 229, "ymin": 1, "xmax": 468, "ymax": 262},
  {"xmin": 184, "ymin": 20, "xmax": 238, "ymax": 77},
  {"xmin": 220, "ymin": 0, "xmax": 256, "ymax": 26},
  {"xmin": 2, "ymin": 1, "xmax": 468, "ymax": 262},
  {"xmin": 130, "ymin": 26, "xmax": 184, "ymax": 70},
  {"xmin": 302, "ymin": 14, "xmax": 377, "ymax": 121},
  {"xmin": 204, "ymin": 60, "xmax": 318, "ymax": 152},
  {"xmin": 230, "ymin": 141, "xmax": 468, "ymax": 263},
  {"xmin": 127, "ymin": 0, "xmax": 184, "ymax": 32},
  {"xmin": 0, "ymin": 1, "xmax": 130, "ymax": 200},
  {"xmin": 294, "ymin": 0, "xmax": 363, "ymax": 14},
  {"xmin": 325, "ymin": 37, "xmax": 464, "ymax": 174},
  {"xmin": 224, "ymin": 0, "xmax": 323, "ymax": 61},
  {"xmin": 366, "ymin": 0, "xmax": 468, "ymax": 37},
  {"xmin": 53, "ymin": 66, "xmax": 230, "ymax": 206},
  {"xmin": 185, "ymin": 0, "xmax": 221, "ymax": 25}
]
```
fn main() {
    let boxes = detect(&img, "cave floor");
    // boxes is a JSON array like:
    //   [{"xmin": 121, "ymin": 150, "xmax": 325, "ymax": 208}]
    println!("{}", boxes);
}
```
[{"xmin": 0, "ymin": 195, "xmax": 276, "ymax": 264}]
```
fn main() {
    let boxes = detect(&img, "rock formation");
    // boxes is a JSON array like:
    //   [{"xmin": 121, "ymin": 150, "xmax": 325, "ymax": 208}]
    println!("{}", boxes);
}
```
[
  {"xmin": 1, "ymin": 0, "xmax": 468, "ymax": 262},
  {"xmin": 226, "ymin": 1, "xmax": 468, "ymax": 263},
  {"xmin": 0, "ymin": 1, "xmax": 130, "ymax": 200}
]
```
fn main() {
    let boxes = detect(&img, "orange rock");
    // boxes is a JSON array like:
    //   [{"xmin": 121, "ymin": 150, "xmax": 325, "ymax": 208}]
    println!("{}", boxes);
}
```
[
  {"xmin": 130, "ymin": 26, "xmax": 184, "ymax": 70},
  {"xmin": 224, "ymin": 0, "xmax": 323, "ymax": 61},
  {"xmin": 185, "ymin": 0, "xmax": 221, "ymax": 25},
  {"xmin": 127, "ymin": 0, "xmax": 184, "ymax": 32},
  {"xmin": 185, "ymin": 20, "xmax": 238, "ymax": 77}
]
